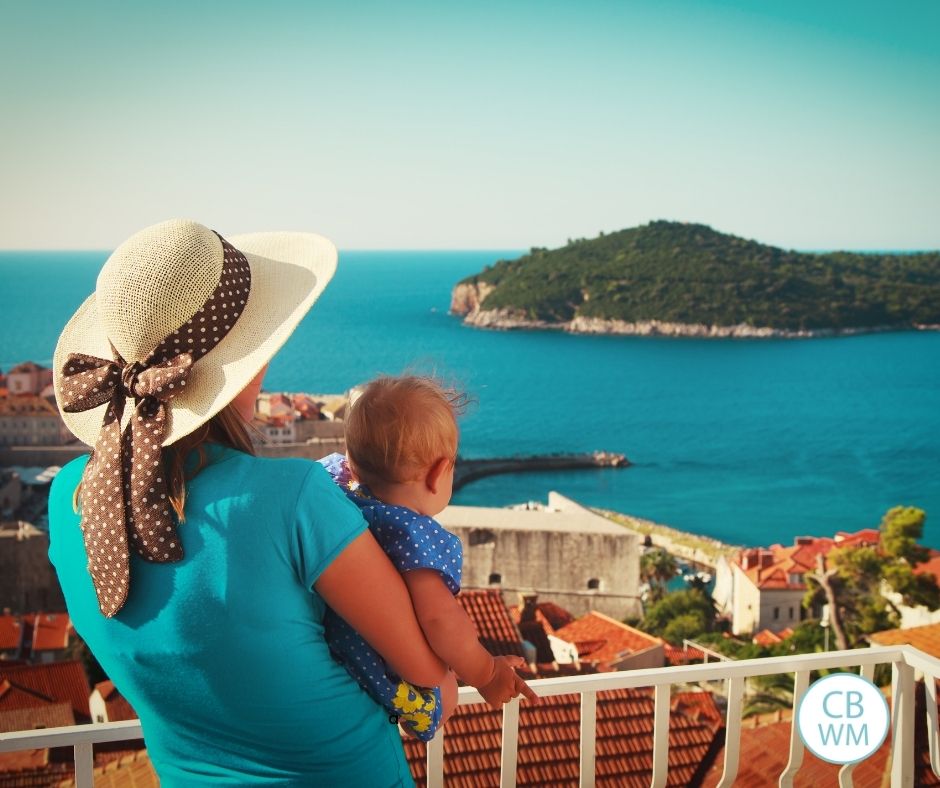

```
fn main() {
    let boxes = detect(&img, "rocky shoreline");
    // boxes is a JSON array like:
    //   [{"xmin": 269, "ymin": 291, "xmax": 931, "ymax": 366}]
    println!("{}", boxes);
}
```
[{"xmin": 450, "ymin": 282, "xmax": 940, "ymax": 339}]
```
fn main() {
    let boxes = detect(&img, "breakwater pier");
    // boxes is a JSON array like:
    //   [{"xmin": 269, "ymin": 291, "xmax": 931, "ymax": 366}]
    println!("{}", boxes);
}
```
[{"xmin": 453, "ymin": 451, "xmax": 629, "ymax": 491}]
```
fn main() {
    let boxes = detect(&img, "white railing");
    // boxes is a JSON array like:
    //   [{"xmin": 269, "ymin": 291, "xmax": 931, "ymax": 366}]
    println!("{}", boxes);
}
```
[{"xmin": 1, "ymin": 645, "xmax": 938, "ymax": 787}]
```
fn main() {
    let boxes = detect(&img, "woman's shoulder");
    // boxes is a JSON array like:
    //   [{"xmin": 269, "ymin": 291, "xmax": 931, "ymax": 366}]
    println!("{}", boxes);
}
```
[
  {"xmin": 203, "ymin": 447, "xmax": 343, "ymax": 509},
  {"xmin": 50, "ymin": 453, "xmax": 91, "ymax": 498}
]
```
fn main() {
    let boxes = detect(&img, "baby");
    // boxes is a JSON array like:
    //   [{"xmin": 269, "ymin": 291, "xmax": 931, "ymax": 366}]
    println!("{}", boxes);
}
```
[{"xmin": 319, "ymin": 375, "xmax": 535, "ymax": 741}]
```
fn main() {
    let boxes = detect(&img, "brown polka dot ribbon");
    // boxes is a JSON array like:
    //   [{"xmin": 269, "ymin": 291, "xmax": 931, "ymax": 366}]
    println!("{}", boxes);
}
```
[{"xmin": 59, "ymin": 234, "xmax": 251, "ymax": 617}]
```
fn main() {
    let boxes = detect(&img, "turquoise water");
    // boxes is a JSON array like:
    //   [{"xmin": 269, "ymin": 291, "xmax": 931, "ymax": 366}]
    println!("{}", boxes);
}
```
[{"xmin": 2, "ymin": 250, "xmax": 938, "ymax": 548}]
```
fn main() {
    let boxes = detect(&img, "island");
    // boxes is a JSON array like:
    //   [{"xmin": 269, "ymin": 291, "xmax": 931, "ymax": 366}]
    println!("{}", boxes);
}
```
[{"xmin": 451, "ymin": 221, "xmax": 940, "ymax": 338}]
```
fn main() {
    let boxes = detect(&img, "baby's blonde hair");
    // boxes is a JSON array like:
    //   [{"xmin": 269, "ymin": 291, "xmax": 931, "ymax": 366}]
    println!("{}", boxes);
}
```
[{"xmin": 346, "ymin": 375, "xmax": 467, "ymax": 486}]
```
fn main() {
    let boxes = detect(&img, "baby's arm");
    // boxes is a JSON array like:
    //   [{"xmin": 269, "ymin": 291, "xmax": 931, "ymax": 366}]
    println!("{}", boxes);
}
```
[
  {"xmin": 403, "ymin": 569, "xmax": 538, "ymax": 708},
  {"xmin": 316, "ymin": 531, "xmax": 448, "ymax": 689}
]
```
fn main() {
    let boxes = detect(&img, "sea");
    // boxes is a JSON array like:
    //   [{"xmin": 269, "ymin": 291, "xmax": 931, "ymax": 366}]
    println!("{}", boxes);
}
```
[{"xmin": 2, "ymin": 250, "xmax": 939, "ymax": 549}]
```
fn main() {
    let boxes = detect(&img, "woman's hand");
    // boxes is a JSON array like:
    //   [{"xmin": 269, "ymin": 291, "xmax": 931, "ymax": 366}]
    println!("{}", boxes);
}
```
[{"xmin": 476, "ymin": 656, "xmax": 539, "ymax": 708}]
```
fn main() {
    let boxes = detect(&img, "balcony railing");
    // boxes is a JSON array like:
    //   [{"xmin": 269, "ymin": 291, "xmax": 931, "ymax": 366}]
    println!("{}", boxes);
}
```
[{"xmin": 1, "ymin": 644, "xmax": 938, "ymax": 787}]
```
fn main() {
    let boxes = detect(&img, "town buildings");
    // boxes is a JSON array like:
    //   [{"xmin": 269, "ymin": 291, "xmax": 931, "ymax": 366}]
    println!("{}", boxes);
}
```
[
  {"xmin": 712, "ymin": 529, "xmax": 880, "ymax": 636},
  {"xmin": 0, "ymin": 521, "xmax": 66, "ymax": 613}
]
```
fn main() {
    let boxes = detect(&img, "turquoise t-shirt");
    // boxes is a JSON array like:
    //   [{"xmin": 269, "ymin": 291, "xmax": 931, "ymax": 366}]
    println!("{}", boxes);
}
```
[{"xmin": 47, "ymin": 446, "xmax": 414, "ymax": 787}]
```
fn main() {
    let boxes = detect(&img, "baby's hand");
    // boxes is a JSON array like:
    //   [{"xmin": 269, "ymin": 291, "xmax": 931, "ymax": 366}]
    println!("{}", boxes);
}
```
[{"xmin": 476, "ymin": 656, "xmax": 539, "ymax": 708}]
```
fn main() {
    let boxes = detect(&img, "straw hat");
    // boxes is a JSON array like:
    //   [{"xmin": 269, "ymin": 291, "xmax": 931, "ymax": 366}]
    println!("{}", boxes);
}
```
[{"xmin": 53, "ymin": 218, "xmax": 337, "ymax": 446}]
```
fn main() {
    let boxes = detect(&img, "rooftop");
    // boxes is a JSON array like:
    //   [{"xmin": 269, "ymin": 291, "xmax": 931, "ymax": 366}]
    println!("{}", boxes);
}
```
[
  {"xmin": 0, "ymin": 661, "xmax": 91, "ymax": 722},
  {"xmin": 870, "ymin": 621, "xmax": 940, "ymax": 659},
  {"xmin": 0, "ymin": 394, "xmax": 60, "ymax": 418},
  {"xmin": 736, "ymin": 528, "xmax": 881, "ymax": 590},
  {"xmin": 457, "ymin": 589, "xmax": 526, "ymax": 660},
  {"xmin": 554, "ymin": 611, "xmax": 663, "ymax": 669},
  {"xmin": 438, "ymin": 493, "xmax": 628, "ymax": 536}
]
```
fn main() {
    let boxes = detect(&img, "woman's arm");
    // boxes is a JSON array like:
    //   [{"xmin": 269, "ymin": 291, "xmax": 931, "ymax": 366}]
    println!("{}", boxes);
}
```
[
  {"xmin": 403, "ymin": 569, "xmax": 538, "ymax": 707},
  {"xmin": 315, "ymin": 530, "xmax": 448, "ymax": 689}
]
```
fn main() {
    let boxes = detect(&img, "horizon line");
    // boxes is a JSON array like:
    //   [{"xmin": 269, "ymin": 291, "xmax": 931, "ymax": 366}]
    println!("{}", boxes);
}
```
[{"xmin": 1, "ymin": 245, "xmax": 938, "ymax": 255}]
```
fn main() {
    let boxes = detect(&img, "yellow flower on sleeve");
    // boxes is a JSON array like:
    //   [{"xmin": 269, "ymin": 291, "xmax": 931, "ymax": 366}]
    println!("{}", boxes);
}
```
[{"xmin": 392, "ymin": 682, "xmax": 428, "ymax": 714}]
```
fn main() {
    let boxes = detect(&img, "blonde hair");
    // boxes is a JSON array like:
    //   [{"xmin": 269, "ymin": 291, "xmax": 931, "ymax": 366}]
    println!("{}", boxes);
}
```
[
  {"xmin": 345, "ymin": 375, "xmax": 467, "ymax": 486},
  {"xmin": 74, "ymin": 402, "xmax": 255, "ymax": 522}
]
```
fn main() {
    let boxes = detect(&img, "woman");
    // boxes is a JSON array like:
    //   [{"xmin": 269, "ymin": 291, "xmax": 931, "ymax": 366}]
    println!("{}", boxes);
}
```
[{"xmin": 47, "ymin": 219, "xmax": 460, "ymax": 786}]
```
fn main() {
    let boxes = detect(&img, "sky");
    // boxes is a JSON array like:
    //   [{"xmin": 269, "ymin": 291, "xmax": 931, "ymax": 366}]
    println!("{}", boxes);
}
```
[{"xmin": 1, "ymin": 0, "xmax": 938, "ymax": 251}]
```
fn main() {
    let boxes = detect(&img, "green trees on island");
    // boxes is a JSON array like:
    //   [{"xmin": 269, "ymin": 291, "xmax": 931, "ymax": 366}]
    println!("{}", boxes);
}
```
[{"xmin": 460, "ymin": 221, "xmax": 940, "ymax": 331}]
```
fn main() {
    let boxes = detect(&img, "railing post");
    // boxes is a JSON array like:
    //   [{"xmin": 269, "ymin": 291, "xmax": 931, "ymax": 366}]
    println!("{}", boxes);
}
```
[
  {"xmin": 838, "ymin": 663, "xmax": 877, "ymax": 788},
  {"xmin": 500, "ymin": 697, "xmax": 520, "ymax": 788},
  {"xmin": 74, "ymin": 742, "xmax": 94, "ymax": 788},
  {"xmin": 926, "ymin": 671, "xmax": 940, "ymax": 780},
  {"xmin": 779, "ymin": 670, "xmax": 810, "ymax": 787},
  {"xmin": 426, "ymin": 727, "xmax": 445, "ymax": 788},
  {"xmin": 579, "ymin": 691, "xmax": 596, "ymax": 788},
  {"xmin": 716, "ymin": 676, "xmax": 745, "ymax": 788},
  {"xmin": 651, "ymin": 684, "xmax": 671, "ymax": 788},
  {"xmin": 890, "ymin": 660, "xmax": 915, "ymax": 787}
]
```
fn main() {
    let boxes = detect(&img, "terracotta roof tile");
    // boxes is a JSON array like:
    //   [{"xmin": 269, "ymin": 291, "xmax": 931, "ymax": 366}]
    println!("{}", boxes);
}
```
[
  {"xmin": 0, "ymin": 662, "xmax": 90, "ymax": 722},
  {"xmin": 23, "ymin": 614, "xmax": 71, "ymax": 652},
  {"xmin": 702, "ymin": 682, "xmax": 940, "ymax": 788},
  {"xmin": 0, "ymin": 394, "xmax": 60, "ymax": 418},
  {"xmin": 554, "ymin": 612, "xmax": 663, "ymax": 670},
  {"xmin": 869, "ymin": 621, "xmax": 940, "ymax": 659},
  {"xmin": 752, "ymin": 629, "xmax": 784, "ymax": 647},
  {"xmin": 915, "ymin": 550, "xmax": 940, "ymax": 584},
  {"xmin": 0, "ymin": 701, "xmax": 74, "ymax": 734},
  {"xmin": 55, "ymin": 750, "xmax": 158, "ymax": 788},
  {"xmin": 404, "ymin": 688, "xmax": 723, "ymax": 786},
  {"xmin": 663, "ymin": 643, "xmax": 704, "ymax": 666},
  {"xmin": 458, "ymin": 589, "xmax": 526, "ymax": 659},
  {"xmin": 0, "ymin": 615, "xmax": 23, "ymax": 652},
  {"xmin": 737, "ymin": 529, "xmax": 882, "ymax": 590}
]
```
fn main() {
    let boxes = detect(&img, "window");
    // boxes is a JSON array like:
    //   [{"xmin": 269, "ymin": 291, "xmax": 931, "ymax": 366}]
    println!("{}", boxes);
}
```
[
  {"xmin": 789, "ymin": 607, "xmax": 794, "ymax": 620},
  {"xmin": 587, "ymin": 578, "xmax": 601, "ymax": 590},
  {"xmin": 469, "ymin": 529, "xmax": 496, "ymax": 547},
  {"xmin": 488, "ymin": 573, "xmax": 501, "ymax": 584},
  {"xmin": 773, "ymin": 607, "xmax": 780, "ymax": 620}
]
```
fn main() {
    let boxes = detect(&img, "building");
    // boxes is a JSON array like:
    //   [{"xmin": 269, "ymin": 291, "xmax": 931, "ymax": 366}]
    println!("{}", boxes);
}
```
[
  {"xmin": 0, "ymin": 613, "xmax": 70, "ymax": 663},
  {"xmin": 553, "ymin": 611, "xmax": 665, "ymax": 671},
  {"xmin": 255, "ymin": 392, "xmax": 293, "ymax": 421},
  {"xmin": 713, "ymin": 529, "xmax": 880, "ymax": 636},
  {"xmin": 90, "ymin": 680, "xmax": 138, "ymax": 724},
  {"xmin": 0, "ymin": 393, "xmax": 73, "ymax": 447},
  {"xmin": 0, "ymin": 615, "xmax": 24, "ymax": 661},
  {"xmin": 22, "ymin": 613, "xmax": 72, "ymax": 663},
  {"xmin": 5, "ymin": 363, "xmax": 53, "ymax": 396},
  {"xmin": 251, "ymin": 391, "xmax": 347, "ymax": 455},
  {"xmin": 439, "ymin": 492, "xmax": 642, "ymax": 621},
  {"xmin": 0, "ymin": 661, "xmax": 91, "ymax": 724},
  {"xmin": 0, "ymin": 470, "xmax": 21, "ymax": 516},
  {"xmin": 0, "ymin": 521, "xmax": 66, "ymax": 613},
  {"xmin": 252, "ymin": 415, "xmax": 297, "ymax": 445}
]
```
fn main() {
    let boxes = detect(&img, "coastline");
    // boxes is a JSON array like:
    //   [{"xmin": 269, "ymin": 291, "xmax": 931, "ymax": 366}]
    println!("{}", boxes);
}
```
[
  {"xmin": 594, "ymin": 507, "xmax": 739, "ymax": 569},
  {"xmin": 458, "ymin": 307, "xmax": 940, "ymax": 340},
  {"xmin": 450, "ymin": 281, "xmax": 940, "ymax": 339}
]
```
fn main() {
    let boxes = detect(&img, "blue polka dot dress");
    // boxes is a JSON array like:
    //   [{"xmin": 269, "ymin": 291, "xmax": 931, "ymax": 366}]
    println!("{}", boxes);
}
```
[{"xmin": 318, "ymin": 454, "xmax": 463, "ymax": 741}]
